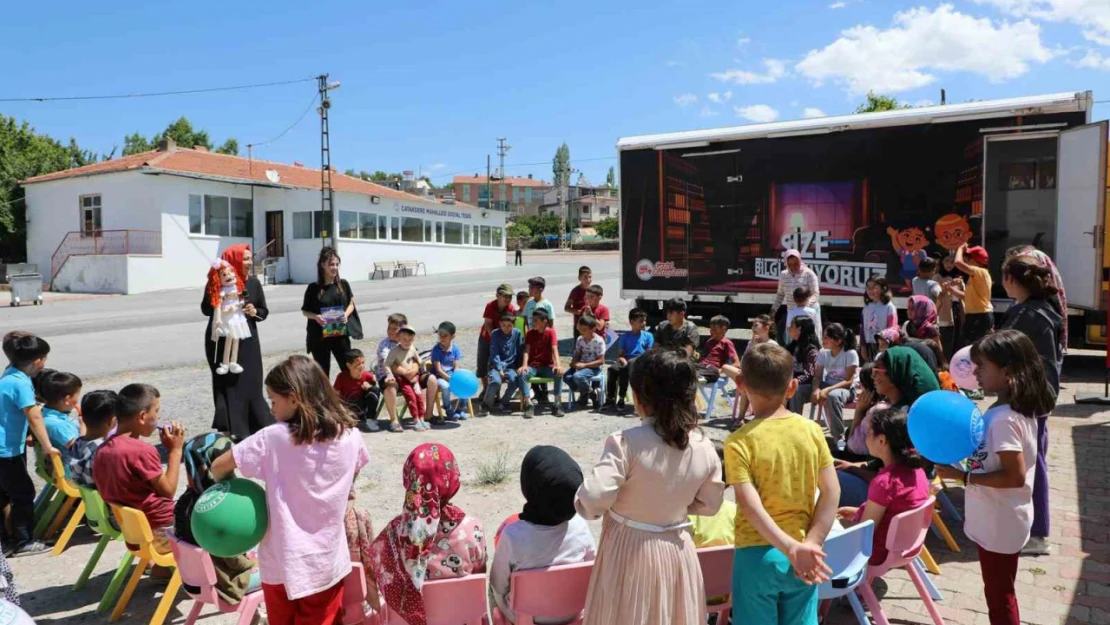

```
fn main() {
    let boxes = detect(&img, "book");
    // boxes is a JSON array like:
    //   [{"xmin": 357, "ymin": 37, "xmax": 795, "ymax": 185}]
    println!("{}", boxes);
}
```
[{"xmin": 321, "ymin": 306, "xmax": 347, "ymax": 338}]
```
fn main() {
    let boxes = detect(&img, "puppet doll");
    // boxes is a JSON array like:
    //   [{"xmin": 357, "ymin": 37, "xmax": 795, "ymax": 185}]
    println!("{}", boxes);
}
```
[{"xmin": 207, "ymin": 260, "xmax": 251, "ymax": 375}]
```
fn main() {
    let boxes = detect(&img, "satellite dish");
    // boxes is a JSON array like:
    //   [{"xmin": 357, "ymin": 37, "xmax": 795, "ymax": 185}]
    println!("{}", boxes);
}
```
[{"xmin": 265, "ymin": 169, "xmax": 280, "ymax": 183}]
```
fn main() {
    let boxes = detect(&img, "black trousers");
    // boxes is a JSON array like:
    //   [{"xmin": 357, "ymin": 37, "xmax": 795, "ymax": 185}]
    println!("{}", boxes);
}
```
[
  {"xmin": 963, "ymin": 312, "xmax": 994, "ymax": 349},
  {"xmin": 309, "ymin": 336, "xmax": 352, "ymax": 378},
  {"xmin": 514, "ymin": 250, "xmax": 523, "ymax": 266},
  {"xmin": 346, "ymin": 390, "xmax": 381, "ymax": 422},
  {"xmin": 0, "ymin": 454, "xmax": 36, "ymax": 547}
]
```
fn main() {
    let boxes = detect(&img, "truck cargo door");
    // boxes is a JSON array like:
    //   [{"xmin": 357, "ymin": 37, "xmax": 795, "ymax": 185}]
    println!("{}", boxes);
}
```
[{"xmin": 1055, "ymin": 121, "xmax": 1107, "ymax": 310}]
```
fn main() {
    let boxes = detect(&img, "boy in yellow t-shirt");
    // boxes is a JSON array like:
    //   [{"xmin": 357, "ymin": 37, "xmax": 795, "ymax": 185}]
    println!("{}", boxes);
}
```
[
  {"xmin": 954, "ymin": 243, "xmax": 994, "ymax": 346},
  {"xmin": 724, "ymin": 342, "xmax": 839, "ymax": 625}
]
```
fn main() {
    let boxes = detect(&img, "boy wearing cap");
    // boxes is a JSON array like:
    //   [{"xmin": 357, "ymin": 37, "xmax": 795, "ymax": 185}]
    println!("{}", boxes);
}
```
[
  {"xmin": 954, "ymin": 243, "xmax": 994, "ymax": 346},
  {"xmin": 431, "ymin": 322, "xmax": 467, "ymax": 422},
  {"xmin": 478, "ymin": 284, "xmax": 518, "ymax": 386}
]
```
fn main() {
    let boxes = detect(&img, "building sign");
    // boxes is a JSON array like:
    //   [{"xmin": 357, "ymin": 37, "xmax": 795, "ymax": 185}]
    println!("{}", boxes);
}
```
[
  {"xmin": 636, "ymin": 259, "xmax": 689, "ymax": 281},
  {"xmin": 397, "ymin": 204, "xmax": 473, "ymax": 220},
  {"xmin": 754, "ymin": 257, "xmax": 886, "ymax": 294}
]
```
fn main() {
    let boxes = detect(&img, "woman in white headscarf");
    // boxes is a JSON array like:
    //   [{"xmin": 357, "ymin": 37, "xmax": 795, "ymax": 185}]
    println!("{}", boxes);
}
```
[{"xmin": 772, "ymin": 249, "xmax": 821, "ymax": 344}]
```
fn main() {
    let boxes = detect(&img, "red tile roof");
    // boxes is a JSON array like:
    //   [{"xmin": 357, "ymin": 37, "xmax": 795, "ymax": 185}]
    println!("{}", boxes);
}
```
[
  {"xmin": 452, "ymin": 174, "xmax": 549, "ymax": 187},
  {"xmin": 23, "ymin": 148, "xmax": 473, "ymax": 207}
]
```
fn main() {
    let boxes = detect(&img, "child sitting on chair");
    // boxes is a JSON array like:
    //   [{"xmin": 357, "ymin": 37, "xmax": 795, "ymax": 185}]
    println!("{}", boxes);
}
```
[
  {"xmin": 333, "ymin": 349, "xmax": 381, "ymax": 433},
  {"xmin": 67, "ymin": 390, "xmax": 118, "ymax": 490},
  {"xmin": 697, "ymin": 315, "xmax": 740, "ymax": 385},
  {"xmin": 35, "ymin": 370, "xmax": 83, "ymax": 475}
]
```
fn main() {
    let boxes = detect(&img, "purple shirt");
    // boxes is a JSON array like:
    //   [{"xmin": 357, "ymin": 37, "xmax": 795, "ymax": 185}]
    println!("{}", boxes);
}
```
[{"xmin": 233, "ymin": 424, "xmax": 369, "ymax": 599}]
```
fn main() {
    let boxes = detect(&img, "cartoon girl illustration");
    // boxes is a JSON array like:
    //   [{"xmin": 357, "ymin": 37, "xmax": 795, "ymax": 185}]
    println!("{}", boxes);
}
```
[
  {"xmin": 886, "ymin": 225, "xmax": 930, "ymax": 287},
  {"xmin": 934, "ymin": 213, "xmax": 973, "ymax": 251}
]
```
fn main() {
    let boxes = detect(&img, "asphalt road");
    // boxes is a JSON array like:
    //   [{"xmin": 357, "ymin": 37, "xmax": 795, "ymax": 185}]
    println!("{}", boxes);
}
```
[{"xmin": 1, "ymin": 251, "xmax": 621, "ymax": 378}]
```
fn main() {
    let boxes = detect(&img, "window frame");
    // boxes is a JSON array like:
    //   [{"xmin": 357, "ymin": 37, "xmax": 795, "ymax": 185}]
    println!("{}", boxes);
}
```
[{"xmin": 79, "ymin": 194, "xmax": 102, "ymax": 237}]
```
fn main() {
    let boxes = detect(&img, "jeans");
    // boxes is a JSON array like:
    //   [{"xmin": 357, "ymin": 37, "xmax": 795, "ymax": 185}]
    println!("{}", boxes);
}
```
[
  {"xmin": 437, "ymin": 378, "xmax": 460, "ymax": 414},
  {"xmin": 486, "ymin": 369, "xmax": 520, "ymax": 407},
  {"xmin": 564, "ymin": 367, "xmax": 601, "ymax": 394},
  {"xmin": 788, "ymin": 382, "xmax": 812, "ymax": 415},
  {"xmin": 820, "ymin": 382, "xmax": 854, "ymax": 441},
  {"xmin": 605, "ymin": 357, "xmax": 638, "ymax": 403},
  {"xmin": 837, "ymin": 470, "xmax": 871, "ymax": 507},
  {"xmin": 523, "ymin": 367, "xmax": 563, "ymax": 400}
]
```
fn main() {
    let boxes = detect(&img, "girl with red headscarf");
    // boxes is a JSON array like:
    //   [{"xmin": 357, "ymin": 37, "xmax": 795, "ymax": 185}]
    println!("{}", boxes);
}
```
[{"xmin": 201, "ymin": 244, "xmax": 273, "ymax": 439}]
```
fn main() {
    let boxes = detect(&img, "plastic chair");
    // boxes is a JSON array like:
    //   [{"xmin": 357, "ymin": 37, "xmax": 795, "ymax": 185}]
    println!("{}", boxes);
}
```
[
  {"xmin": 928, "ymin": 479, "xmax": 963, "ymax": 553},
  {"xmin": 696, "ymin": 545, "xmax": 734, "ymax": 624},
  {"xmin": 818, "ymin": 521, "xmax": 874, "ymax": 625},
  {"xmin": 110, "ymin": 505, "xmax": 182, "ymax": 625},
  {"xmin": 32, "ymin": 444, "xmax": 58, "ymax": 522},
  {"xmin": 379, "ymin": 573, "xmax": 490, "ymax": 625},
  {"xmin": 73, "ymin": 487, "xmax": 135, "ymax": 615},
  {"xmin": 167, "ymin": 532, "xmax": 264, "ymax": 625},
  {"xmin": 697, "ymin": 376, "xmax": 735, "ymax": 420},
  {"xmin": 567, "ymin": 369, "xmax": 606, "ymax": 411},
  {"xmin": 342, "ymin": 562, "xmax": 380, "ymax": 625},
  {"xmin": 856, "ymin": 496, "xmax": 944, "ymax": 625},
  {"xmin": 491, "ymin": 561, "xmax": 593, "ymax": 625},
  {"xmin": 46, "ymin": 453, "xmax": 86, "ymax": 555}
]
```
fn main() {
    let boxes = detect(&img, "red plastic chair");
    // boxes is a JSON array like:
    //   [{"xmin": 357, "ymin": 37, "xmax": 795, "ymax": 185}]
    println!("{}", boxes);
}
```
[
  {"xmin": 856, "ymin": 496, "xmax": 945, "ymax": 625},
  {"xmin": 166, "ymin": 532, "xmax": 264, "ymax": 625},
  {"xmin": 491, "ymin": 561, "xmax": 593, "ymax": 625},
  {"xmin": 697, "ymin": 546, "xmax": 734, "ymax": 623},
  {"xmin": 379, "ymin": 573, "xmax": 490, "ymax": 625}
]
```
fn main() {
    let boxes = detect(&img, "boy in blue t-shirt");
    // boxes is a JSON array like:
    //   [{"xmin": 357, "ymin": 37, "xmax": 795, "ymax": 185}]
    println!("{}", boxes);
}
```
[
  {"xmin": 431, "ymin": 321, "xmax": 468, "ymax": 422},
  {"xmin": 0, "ymin": 331, "xmax": 57, "ymax": 556},
  {"xmin": 34, "ymin": 370, "xmax": 83, "ymax": 476},
  {"xmin": 603, "ymin": 308, "xmax": 655, "ymax": 414}
]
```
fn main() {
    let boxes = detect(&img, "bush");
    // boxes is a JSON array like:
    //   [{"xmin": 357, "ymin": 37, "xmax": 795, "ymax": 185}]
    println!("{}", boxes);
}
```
[
  {"xmin": 595, "ymin": 216, "xmax": 619, "ymax": 240},
  {"xmin": 475, "ymin": 449, "xmax": 512, "ymax": 485}
]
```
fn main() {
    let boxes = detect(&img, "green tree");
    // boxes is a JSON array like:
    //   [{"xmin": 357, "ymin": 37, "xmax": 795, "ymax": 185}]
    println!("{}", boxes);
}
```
[
  {"xmin": 121, "ymin": 117, "xmax": 238, "ymax": 156},
  {"xmin": 552, "ymin": 142, "xmax": 571, "ymax": 187},
  {"xmin": 506, "ymin": 221, "xmax": 532, "ymax": 240},
  {"xmin": 595, "ymin": 216, "xmax": 619, "ymax": 239},
  {"xmin": 605, "ymin": 166, "xmax": 617, "ymax": 189},
  {"xmin": 215, "ymin": 138, "xmax": 239, "ymax": 156},
  {"xmin": 855, "ymin": 91, "xmax": 911, "ymax": 114},
  {"xmin": 122, "ymin": 132, "xmax": 153, "ymax": 156}
]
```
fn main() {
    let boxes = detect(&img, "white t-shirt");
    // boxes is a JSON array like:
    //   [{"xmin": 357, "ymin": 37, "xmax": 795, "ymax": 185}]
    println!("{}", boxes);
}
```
[
  {"xmin": 963, "ymin": 404, "xmax": 1038, "ymax": 554},
  {"xmin": 786, "ymin": 306, "xmax": 822, "ymax": 342},
  {"xmin": 816, "ymin": 349, "xmax": 859, "ymax": 384}
]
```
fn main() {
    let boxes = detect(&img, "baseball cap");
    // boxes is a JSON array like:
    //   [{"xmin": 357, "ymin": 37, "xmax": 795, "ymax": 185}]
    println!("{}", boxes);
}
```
[
  {"xmin": 966, "ymin": 246, "xmax": 989, "ymax": 266},
  {"xmin": 496, "ymin": 283, "xmax": 513, "ymax": 296},
  {"xmin": 398, "ymin": 327, "xmax": 416, "ymax": 336}
]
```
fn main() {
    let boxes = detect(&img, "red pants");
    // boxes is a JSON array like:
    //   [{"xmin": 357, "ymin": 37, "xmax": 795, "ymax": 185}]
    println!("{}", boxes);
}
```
[
  {"xmin": 396, "ymin": 377, "xmax": 425, "ymax": 419},
  {"xmin": 977, "ymin": 546, "xmax": 1020, "ymax": 625},
  {"xmin": 262, "ymin": 582, "xmax": 344, "ymax": 625}
]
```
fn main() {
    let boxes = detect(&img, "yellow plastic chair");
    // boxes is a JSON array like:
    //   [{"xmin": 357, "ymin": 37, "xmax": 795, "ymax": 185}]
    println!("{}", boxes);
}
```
[
  {"xmin": 110, "ymin": 505, "xmax": 181, "ymax": 625},
  {"xmin": 929, "ymin": 478, "xmax": 962, "ymax": 553},
  {"xmin": 46, "ymin": 453, "xmax": 86, "ymax": 555}
]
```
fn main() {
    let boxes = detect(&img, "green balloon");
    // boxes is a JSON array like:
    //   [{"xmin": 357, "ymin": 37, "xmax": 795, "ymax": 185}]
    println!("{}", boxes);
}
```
[{"xmin": 191, "ymin": 478, "xmax": 268, "ymax": 557}]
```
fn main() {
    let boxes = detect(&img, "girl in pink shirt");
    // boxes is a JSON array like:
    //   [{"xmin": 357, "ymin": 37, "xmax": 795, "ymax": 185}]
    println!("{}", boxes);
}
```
[
  {"xmin": 836, "ymin": 407, "xmax": 930, "ymax": 565},
  {"xmin": 213, "ymin": 355, "xmax": 369, "ymax": 625}
]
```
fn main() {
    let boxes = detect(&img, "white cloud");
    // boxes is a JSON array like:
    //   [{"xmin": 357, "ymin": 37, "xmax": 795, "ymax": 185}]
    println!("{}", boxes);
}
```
[
  {"xmin": 795, "ymin": 4, "xmax": 1055, "ymax": 95},
  {"xmin": 699, "ymin": 107, "xmax": 721, "ymax": 117},
  {"xmin": 711, "ymin": 58, "xmax": 788, "ymax": 85},
  {"xmin": 830, "ymin": 1, "xmax": 847, "ymax": 8},
  {"xmin": 734, "ymin": 104, "xmax": 781, "ymax": 123},
  {"xmin": 707, "ymin": 91, "xmax": 733, "ymax": 104},
  {"xmin": 974, "ymin": 0, "xmax": 1110, "ymax": 46},
  {"xmin": 802, "ymin": 107, "xmax": 827, "ymax": 118},
  {"xmin": 1076, "ymin": 49, "xmax": 1110, "ymax": 69},
  {"xmin": 674, "ymin": 93, "xmax": 698, "ymax": 107},
  {"xmin": 737, "ymin": 36, "xmax": 752, "ymax": 46}
]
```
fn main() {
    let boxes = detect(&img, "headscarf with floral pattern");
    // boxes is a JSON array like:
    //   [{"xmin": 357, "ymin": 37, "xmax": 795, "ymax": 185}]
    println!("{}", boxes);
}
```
[
  {"xmin": 370, "ymin": 443, "xmax": 464, "ymax": 625},
  {"xmin": 906, "ymin": 295, "xmax": 940, "ymax": 340}
]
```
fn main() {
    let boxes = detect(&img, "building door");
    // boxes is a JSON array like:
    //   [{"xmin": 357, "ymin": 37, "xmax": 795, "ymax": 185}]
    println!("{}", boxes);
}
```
[{"xmin": 264, "ymin": 211, "xmax": 285, "ymax": 258}]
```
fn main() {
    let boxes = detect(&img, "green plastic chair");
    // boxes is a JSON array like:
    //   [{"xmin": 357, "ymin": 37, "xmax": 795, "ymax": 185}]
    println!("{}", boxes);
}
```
[
  {"xmin": 32, "ymin": 444, "xmax": 59, "ymax": 522},
  {"xmin": 73, "ymin": 486, "xmax": 135, "ymax": 615}
]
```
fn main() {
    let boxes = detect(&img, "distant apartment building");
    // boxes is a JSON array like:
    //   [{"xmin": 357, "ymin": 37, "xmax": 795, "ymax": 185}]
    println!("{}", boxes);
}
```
[
  {"xmin": 452, "ymin": 174, "xmax": 550, "ymax": 214},
  {"xmin": 538, "ymin": 185, "xmax": 619, "ymax": 227}
]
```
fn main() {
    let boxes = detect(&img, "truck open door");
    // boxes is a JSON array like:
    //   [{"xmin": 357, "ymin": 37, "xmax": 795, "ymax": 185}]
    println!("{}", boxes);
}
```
[{"xmin": 1055, "ymin": 121, "xmax": 1108, "ymax": 310}]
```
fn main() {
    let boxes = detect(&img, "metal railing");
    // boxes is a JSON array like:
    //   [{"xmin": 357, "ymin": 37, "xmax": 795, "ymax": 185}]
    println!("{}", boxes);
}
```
[{"xmin": 50, "ymin": 230, "xmax": 162, "ymax": 283}]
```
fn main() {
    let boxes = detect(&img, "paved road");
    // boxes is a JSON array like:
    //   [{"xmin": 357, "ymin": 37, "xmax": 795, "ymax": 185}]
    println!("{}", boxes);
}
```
[{"xmin": 1, "ymin": 251, "xmax": 621, "ymax": 378}]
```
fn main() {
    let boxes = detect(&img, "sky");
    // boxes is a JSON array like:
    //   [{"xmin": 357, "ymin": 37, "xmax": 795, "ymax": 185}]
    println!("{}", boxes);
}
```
[{"xmin": 2, "ymin": 0, "xmax": 1108, "ymax": 186}]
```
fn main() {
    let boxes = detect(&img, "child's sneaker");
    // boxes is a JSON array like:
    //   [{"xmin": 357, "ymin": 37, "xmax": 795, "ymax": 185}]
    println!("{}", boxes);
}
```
[
  {"xmin": 553, "ymin": 403, "xmax": 565, "ymax": 418},
  {"xmin": 389, "ymin": 421, "xmax": 404, "ymax": 433},
  {"xmin": 454, "ymin": 410, "xmax": 469, "ymax": 421},
  {"xmin": 523, "ymin": 403, "xmax": 535, "ymax": 419},
  {"xmin": 477, "ymin": 402, "xmax": 491, "ymax": 417},
  {"xmin": 601, "ymin": 400, "xmax": 617, "ymax": 413},
  {"xmin": 590, "ymin": 390, "xmax": 600, "ymax": 410}
]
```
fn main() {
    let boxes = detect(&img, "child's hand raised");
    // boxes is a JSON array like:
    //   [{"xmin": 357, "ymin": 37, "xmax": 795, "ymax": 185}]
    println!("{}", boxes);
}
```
[{"xmin": 788, "ymin": 540, "xmax": 831, "ymax": 585}]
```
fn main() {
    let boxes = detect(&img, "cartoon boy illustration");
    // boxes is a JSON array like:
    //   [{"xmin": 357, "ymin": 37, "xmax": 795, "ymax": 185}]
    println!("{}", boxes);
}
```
[
  {"xmin": 934, "ymin": 213, "xmax": 974, "ymax": 251},
  {"xmin": 886, "ymin": 225, "xmax": 929, "ymax": 287}
]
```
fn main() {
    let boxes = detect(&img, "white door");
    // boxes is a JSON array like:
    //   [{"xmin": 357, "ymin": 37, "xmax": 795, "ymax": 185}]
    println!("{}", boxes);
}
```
[{"xmin": 1055, "ymin": 121, "xmax": 1107, "ymax": 310}]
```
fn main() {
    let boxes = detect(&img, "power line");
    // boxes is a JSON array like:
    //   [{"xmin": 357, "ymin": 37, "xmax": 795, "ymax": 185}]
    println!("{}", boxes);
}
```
[
  {"xmin": 428, "ymin": 155, "xmax": 617, "ymax": 179},
  {"xmin": 0, "ymin": 77, "xmax": 317, "ymax": 103},
  {"xmin": 247, "ymin": 93, "xmax": 319, "ymax": 150}
]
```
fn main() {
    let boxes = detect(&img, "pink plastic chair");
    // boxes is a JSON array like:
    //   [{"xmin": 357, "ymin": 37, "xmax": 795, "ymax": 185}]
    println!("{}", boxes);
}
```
[
  {"xmin": 856, "ymin": 496, "xmax": 944, "ymax": 625},
  {"xmin": 379, "ymin": 573, "xmax": 490, "ymax": 625},
  {"xmin": 166, "ymin": 532, "xmax": 264, "ymax": 625},
  {"xmin": 342, "ymin": 563, "xmax": 381, "ymax": 625},
  {"xmin": 697, "ymin": 546, "xmax": 734, "ymax": 623},
  {"xmin": 491, "ymin": 561, "xmax": 594, "ymax": 625}
]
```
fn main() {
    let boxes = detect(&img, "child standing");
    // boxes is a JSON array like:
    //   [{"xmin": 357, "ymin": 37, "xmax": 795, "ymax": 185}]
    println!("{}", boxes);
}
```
[
  {"xmin": 785, "ymin": 287, "xmax": 821, "ymax": 345},
  {"xmin": 576, "ymin": 348, "xmax": 724, "ymax": 624},
  {"xmin": 431, "ymin": 322, "xmax": 468, "ymax": 421},
  {"xmin": 811, "ymin": 324, "xmax": 860, "ymax": 443},
  {"xmin": 520, "ymin": 310, "xmax": 565, "ymax": 418},
  {"xmin": 522, "ymin": 277, "xmax": 556, "ymax": 330},
  {"xmin": 480, "ymin": 285, "xmax": 518, "ymax": 383},
  {"xmin": 935, "ymin": 330, "xmax": 1051, "ymax": 625},
  {"xmin": 0, "ymin": 332, "xmax": 57, "ymax": 556},
  {"xmin": 861, "ymin": 277, "xmax": 897, "ymax": 361},
  {"xmin": 93, "ymin": 384, "xmax": 186, "ymax": 557},
  {"xmin": 68, "ymin": 390, "xmax": 118, "ymax": 490},
  {"xmin": 696, "ymin": 315, "xmax": 740, "ymax": 384},
  {"xmin": 786, "ymin": 317, "xmax": 822, "ymax": 415},
  {"xmin": 333, "ymin": 349, "xmax": 380, "ymax": 432},
  {"xmin": 583, "ymin": 285, "xmax": 611, "ymax": 343},
  {"xmin": 955, "ymin": 243, "xmax": 994, "ymax": 346},
  {"xmin": 726, "ymin": 342, "xmax": 839, "ymax": 624},
  {"xmin": 912, "ymin": 257, "xmax": 942, "ymax": 304},
  {"xmin": 36, "ymin": 371, "xmax": 83, "ymax": 473},
  {"xmin": 386, "ymin": 328, "xmax": 428, "ymax": 432},
  {"xmin": 563, "ymin": 316, "xmax": 607, "ymax": 410},
  {"xmin": 212, "ymin": 355, "xmax": 369, "ymax": 625},
  {"xmin": 603, "ymin": 308, "xmax": 654, "ymax": 413},
  {"xmin": 481, "ymin": 315, "xmax": 523, "ymax": 416},
  {"xmin": 564, "ymin": 266, "xmax": 592, "ymax": 340}
]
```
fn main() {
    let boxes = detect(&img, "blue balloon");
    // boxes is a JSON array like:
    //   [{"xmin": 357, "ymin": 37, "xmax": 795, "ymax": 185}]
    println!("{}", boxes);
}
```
[
  {"xmin": 908, "ymin": 390, "xmax": 985, "ymax": 464},
  {"xmin": 449, "ymin": 369, "xmax": 481, "ymax": 399}
]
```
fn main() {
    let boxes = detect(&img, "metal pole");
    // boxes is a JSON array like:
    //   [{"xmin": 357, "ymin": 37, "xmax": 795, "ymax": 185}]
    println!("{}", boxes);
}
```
[
  {"xmin": 486, "ymin": 155, "xmax": 492, "ymax": 211},
  {"xmin": 318, "ymin": 74, "xmax": 336, "ymax": 250}
]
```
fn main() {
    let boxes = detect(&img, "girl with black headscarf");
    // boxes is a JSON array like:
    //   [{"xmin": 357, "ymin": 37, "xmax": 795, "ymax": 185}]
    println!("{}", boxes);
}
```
[{"xmin": 490, "ymin": 446, "xmax": 597, "ymax": 624}]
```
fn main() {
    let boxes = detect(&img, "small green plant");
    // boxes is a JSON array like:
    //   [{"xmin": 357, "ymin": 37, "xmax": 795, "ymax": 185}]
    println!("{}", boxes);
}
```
[{"xmin": 476, "ymin": 449, "xmax": 513, "ymax": 486}]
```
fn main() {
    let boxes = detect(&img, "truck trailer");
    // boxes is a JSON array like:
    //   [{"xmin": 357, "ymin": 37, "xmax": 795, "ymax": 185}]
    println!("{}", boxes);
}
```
[{"xmin": 618, "ymin": 91, "xmax": 1108, "ymax": 347}]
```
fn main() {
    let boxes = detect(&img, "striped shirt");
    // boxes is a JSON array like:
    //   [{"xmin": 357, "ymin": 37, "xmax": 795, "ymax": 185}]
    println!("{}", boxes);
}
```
[{"xmin": 773, "ymin": 268, "xmax": 821, "ymax": 310}]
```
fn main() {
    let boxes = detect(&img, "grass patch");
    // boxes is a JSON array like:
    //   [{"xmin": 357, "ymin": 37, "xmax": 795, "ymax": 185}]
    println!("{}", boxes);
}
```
[
  {"xmin": 1028, "ymin": 567, "xmax": 1047, "ymax": 576},
  {"xmin": 476, "ymin": 449, "xmax": 513, "ymax": 486}
]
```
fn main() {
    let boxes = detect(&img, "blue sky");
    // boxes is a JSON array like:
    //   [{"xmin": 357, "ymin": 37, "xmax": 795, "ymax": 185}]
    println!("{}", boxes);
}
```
[{"xmin": 2, "ymin": 0, "xmax": 1107, "ymax": 186}]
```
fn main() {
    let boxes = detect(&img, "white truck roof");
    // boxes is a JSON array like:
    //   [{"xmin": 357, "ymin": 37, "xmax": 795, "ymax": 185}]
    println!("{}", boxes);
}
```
[{"xmin": 617, "ymin": 91, "xmax": 1093, "ymax": 151}]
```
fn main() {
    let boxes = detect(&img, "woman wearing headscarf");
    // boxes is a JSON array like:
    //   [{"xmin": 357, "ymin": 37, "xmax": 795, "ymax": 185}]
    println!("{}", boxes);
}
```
[
  {"xmin": 836, "ymin": 346, "xmax": 940, "ymax": 506},
  {"xmin": 371, "ymin": 444, "xmax": 486, "ymax": 625},
  {"xmin": 202, "ymin": 244, "xmax": 272, "ymax": 440},
  {"xmin": 490, "ymin": 446, "xmax": 597, "ymax": 624},
  {"xmin": 903, "ymin": 295, "xmax": 940, "ymax": 341},
  {"xmin": 173, "ymin": 433, "xmax": 260, "ymax": 603},
  {"xmin": 1007, "ymin": 245, "xmax": 1068, "ymax": 351},
  {"xmin": 771, "ymin": 249, "xmax": 821, "ymax": 343}
]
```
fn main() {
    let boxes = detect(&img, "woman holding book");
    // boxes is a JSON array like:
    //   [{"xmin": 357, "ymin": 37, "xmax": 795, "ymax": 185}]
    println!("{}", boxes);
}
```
[{"xmin": 302, "ymin": 247, "xmax": 359, "ymax": 379}]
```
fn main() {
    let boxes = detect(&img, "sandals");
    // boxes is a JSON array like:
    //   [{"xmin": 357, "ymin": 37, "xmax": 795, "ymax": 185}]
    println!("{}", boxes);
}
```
[{"xmin": 389, "ymin": 421, "xmax": 404, "ymax": 433}]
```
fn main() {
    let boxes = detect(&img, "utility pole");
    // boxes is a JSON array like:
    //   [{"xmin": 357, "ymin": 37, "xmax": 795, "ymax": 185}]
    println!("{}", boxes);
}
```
[
  {"xmin": 317, "ymin": 74, "xmax": 341, "ymax": 249},
  {"xmin": 555, "ymin": 162, "xmax": 577, "ymax": 251},
  {"xmin": 496, "ymin": 138, "xmax": 511, "ymax": 213}
]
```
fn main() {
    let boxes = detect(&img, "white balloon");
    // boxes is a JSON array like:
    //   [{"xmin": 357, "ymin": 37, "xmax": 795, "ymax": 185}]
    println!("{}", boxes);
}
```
[
  {"xmin": 949, "ymin": 345, "xmax": 979, "ymax": 390},
  {"xmin": 0, "ymin": 600, "xmax": 35, "ymax": 625}
]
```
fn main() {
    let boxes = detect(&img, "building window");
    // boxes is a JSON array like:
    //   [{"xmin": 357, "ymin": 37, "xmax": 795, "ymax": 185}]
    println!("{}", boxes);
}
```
[
  {"xmin": 205, "ymin": 196, "xmax": 230, "ymax": 237},
  {"xmin": 524, "ymin": 188, "xmax": 533, "ymax": 204},
  {"xmin": 445, "ymin": 221, "xmax": 463, "ymax": 245},
  {"xmin": 378, "ymin": 215, "xmax": 388, "ymax": 240},
  {"xmin": 480, "ymin": 225, "xmax": 491, "ymax": 247},
  {"xmin": 424, "ymin": 220, "xmax": 433, "ymax": 243},
  {"xmin": 79, "ymin": 194, "xmax": 103, "ymax": 236},
  {"xmin": 230, "ymin": 198, "xmax": 253, "ymax": 237},
  {"xmin": 464, "ymin": 223, "xmax": 472, "ymax": 245},
  {"xmin": 360, "ymin": 213, "xmax": 377, "ymax": 239},
  {"xmin": 293, "ymin": 211, "xmax": 315, "ymax": 239},
  {"xmin": 402, "ymin": 217, "xmax": 423, "ymax": 242},
  {"xmin": 188, "ymin": 195, "xmax": 202, "ymax": 234},
  {"xmin": 339, "ymin": 210, "xmax": 360, "ymax": 238},
  {"xmin": 600, "ymin": 206, "xmax": 610, "ymax": 216},
  {"xmin": 435, "ymin": 221, "xmax": 444, "ymax": 243},
  {"xmin": 499, "ymin": 184, "xmax": 506, "ymax": 201},
  {"xmin": 462, "ymin": 185, "xmax": 471, "ymax": 203},
  {"xmin": 492, "ymin": 227, "xmax": 503, "ymax": 248},
  {"xmin": 390, "ymin": 217, "xmax": 401, "ymax": 241}
]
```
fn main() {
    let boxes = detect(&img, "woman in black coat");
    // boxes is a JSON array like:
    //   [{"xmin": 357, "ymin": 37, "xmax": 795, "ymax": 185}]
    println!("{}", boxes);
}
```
[
  {"xmin": 301, "ymin": 246, "xmax": 357, "ymax": 377},
  {"xmin": 202, "ymin": 244, "xmax": 274, "ymax": 440}
]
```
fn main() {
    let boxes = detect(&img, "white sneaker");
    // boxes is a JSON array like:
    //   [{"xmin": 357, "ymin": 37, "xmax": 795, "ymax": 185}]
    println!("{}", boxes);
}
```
[
  {"xmin": 228, "ymin": 363, "xmax": 244, "ymax": 374},
  {"xmin": 216, "ymin": 364, "xmax": 229, "ymax": 375},
  {"xmin": 1022, "ymin": 536, "xmax": 1052, "ymax": 556}
]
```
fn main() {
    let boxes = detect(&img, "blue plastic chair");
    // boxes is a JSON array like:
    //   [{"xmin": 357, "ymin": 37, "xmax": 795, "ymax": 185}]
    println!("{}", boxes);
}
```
[
  {"xmin": 819, "ymin": 521, "xmax": 874, "ymax": 625},
  {"xmin": 698, "ymin": 376, "xmax": 735, "ymax": 420}
]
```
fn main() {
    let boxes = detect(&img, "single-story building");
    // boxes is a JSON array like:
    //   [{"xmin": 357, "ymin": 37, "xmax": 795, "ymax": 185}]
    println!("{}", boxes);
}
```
[{"xmin": 21, "ymin": 139, "xmax": 507, "ymax": 293}]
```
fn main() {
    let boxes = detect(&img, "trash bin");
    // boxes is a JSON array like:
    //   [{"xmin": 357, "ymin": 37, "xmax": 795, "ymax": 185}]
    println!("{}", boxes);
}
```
[{"xmin": 8, "ymin": 272, "xmax": 43, "ymax": 307}]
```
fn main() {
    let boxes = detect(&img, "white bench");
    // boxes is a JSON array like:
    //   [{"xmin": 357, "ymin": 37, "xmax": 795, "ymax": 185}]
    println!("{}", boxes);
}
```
[{"xmin": 371, "ymin": 260, "xmax": 427, "ymax": 280}]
